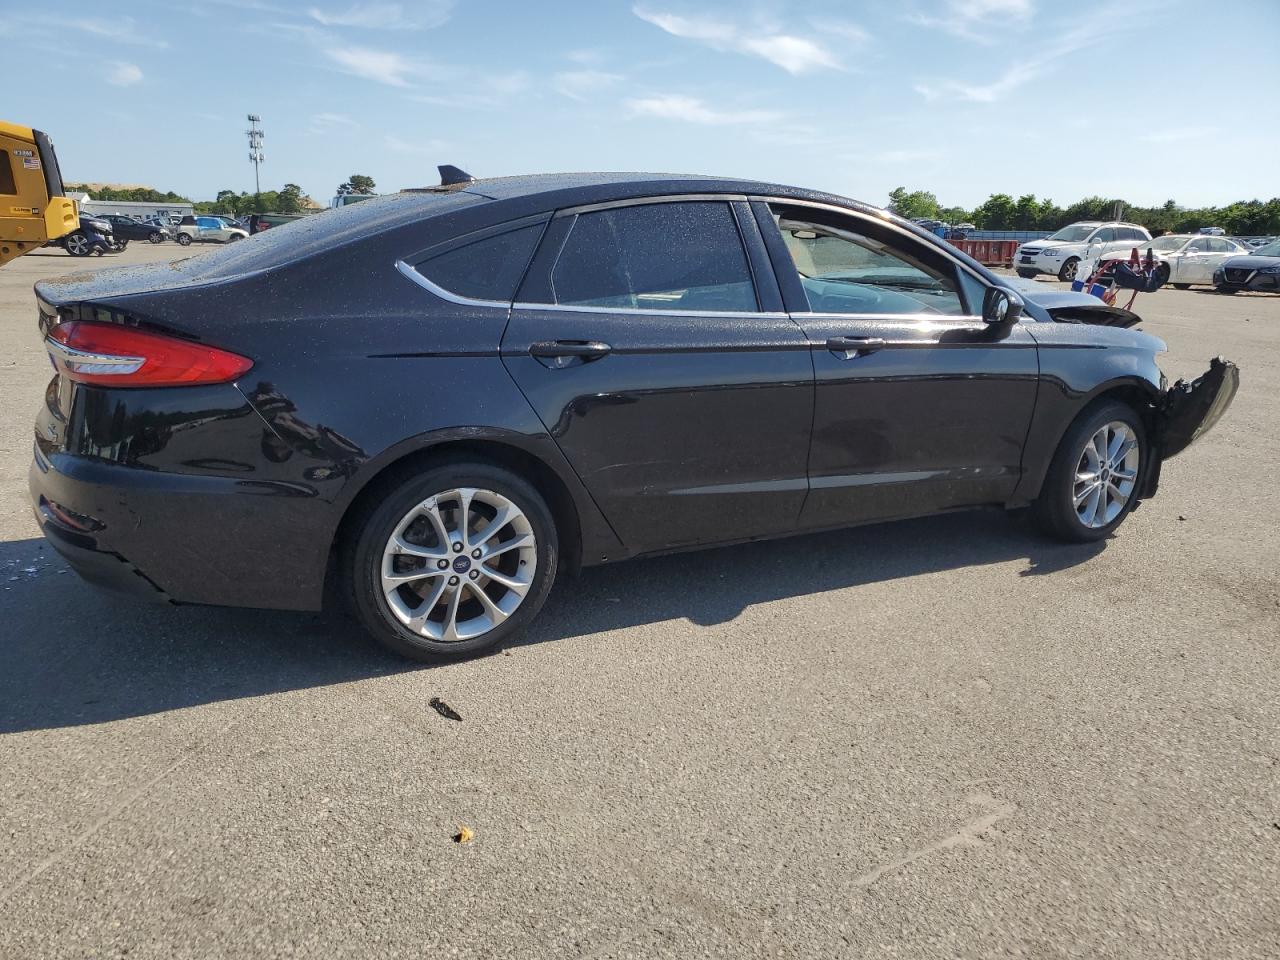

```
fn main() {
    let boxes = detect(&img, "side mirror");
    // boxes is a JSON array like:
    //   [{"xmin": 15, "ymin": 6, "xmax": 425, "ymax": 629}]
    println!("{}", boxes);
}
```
[{"xmin": 982, "ymin": 287, "xmax": 1024, "ymax": 326}]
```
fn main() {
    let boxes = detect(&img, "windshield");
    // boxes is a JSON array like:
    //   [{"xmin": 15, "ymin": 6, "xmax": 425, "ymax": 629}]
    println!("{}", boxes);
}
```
[
  {"xmin": 1045, "ymin": 225, "xmax": 1096, "ymax": 243},
  {"xmin": 1149, "ymin": 236, "xmax": 1189, "ymax": 252},
  {"xmin": 1251, "ymin": 239, "xmax": 1280, "ymax": 257}
]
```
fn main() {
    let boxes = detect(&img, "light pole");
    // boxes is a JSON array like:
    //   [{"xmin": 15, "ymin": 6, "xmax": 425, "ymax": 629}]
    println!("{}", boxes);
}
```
[{"xmin": 246, "ymin": 114, "xmax": 264, "ymax": 211}]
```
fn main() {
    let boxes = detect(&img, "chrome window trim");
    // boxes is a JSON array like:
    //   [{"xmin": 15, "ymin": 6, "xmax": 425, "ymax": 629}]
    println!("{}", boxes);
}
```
[
  {"xmin": 394, "ymin": 258, "xmax": 511, "ymax": 310},
  {"xmin": 553, "ymin": 193, "xmax": 750, "ymax": 218},
  {"xmin": 511, "ymin": 301, "xmax": 788, "ymax": 319}
]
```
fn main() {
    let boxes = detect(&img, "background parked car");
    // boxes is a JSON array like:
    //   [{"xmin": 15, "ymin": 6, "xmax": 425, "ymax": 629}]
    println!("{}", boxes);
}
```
[
  {"xmin": 44, "ymin": 214, "xmax": 117, "ymax": 257},
  {"xmin": 1213, "ymin": 238, "xmax": 1280, "ymax": 294},
  {"xmin": 247, "ymin": 212, "xmax": 305, "ymax": 234},
  {"xmin": 1016, "ymin": 222, "xmax": 1152, "ymax": 281},
  {"xmin": 1137, "ymin": 234, "xmax": 1250, "ymax": 288},
  {"xmin": 175, "ymin": 215, "xmax": 249, "ymax": 246},
  {"xmin": 98, "ymin": 214, "xmax": 170, "ymax": 244}
]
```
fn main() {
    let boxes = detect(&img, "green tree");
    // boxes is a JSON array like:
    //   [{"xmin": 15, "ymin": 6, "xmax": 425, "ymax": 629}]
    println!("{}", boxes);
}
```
[
  {"xmin": 972, "ymin": 193, "xmax": 1016, "ymax": 230},
  {"xmin": 886, "ymin": 187, "xmax": 940, "ymax": 221},
  {"xmin": 276, "ymin": 183, "xmax": 304, "ymax": 214},
  {"xmin": 337, "ymin": 174, "xmax": 377, "ymax": 197}
]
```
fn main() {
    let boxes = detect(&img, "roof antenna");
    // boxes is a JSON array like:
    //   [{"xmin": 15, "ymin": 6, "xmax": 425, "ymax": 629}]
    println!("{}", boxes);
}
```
[{"xmin": 438, "ymin": 164, "xmax": 475, "ymax": 186}]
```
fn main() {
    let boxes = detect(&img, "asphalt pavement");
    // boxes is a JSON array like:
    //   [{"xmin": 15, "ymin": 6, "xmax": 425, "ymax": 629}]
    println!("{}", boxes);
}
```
[{"xmin": 1, "ymin": 243, "xmax": 1277, "ymax": 959}]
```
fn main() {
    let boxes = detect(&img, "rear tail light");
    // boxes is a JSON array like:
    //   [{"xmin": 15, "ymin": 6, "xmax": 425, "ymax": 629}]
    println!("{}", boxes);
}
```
[{"xmin": 46, "ymin": 321, "xmax": 253, "ymax": 387}]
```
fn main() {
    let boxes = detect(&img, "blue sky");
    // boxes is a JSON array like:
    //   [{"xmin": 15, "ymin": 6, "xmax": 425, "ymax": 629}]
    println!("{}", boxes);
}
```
[{"xmin": 6, "ymin": 0, "xmax": 1278, "ymax": 209}]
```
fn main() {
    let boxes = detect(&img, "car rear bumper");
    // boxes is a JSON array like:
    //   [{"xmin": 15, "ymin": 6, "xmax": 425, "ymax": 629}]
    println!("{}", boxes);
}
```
[{"xmin": 29, "ymin": 442, "xmax": 327, "ymax": 611}]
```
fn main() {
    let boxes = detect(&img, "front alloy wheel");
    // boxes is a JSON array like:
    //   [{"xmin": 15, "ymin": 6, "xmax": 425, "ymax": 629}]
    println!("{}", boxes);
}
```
[
  {"xmin": 64, "ymin": 231, "xmax": 90, "ymax": 256},
  {"xmin": 1072, "ymin": 421, "xmax": 1140, "ymax": 529},
  {"xmin": 1033, "ymin": 399, "xmax": 1147, "ymax": 543},
  {"xmin": 1058, "ymin": 257, "xmax": 1081, "ymax": 282}
]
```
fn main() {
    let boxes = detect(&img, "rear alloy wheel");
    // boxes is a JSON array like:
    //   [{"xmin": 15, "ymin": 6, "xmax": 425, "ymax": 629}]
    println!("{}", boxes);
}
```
[
  {"xmin": 1033, "ymin": 400, "xmax": 1146, "ymax": 543},
  {"xmin": 1058, "ymin": 257, "xmax": 1081, "ymax": 282},
  {"xmin": 347, "ymin": 463, "xmax": 558, "ymax": 661},
  {"xmin": 64, "ymin": 231, "xmax": 91, "ymax": 256},
  {"xmin": 148, "ymin": 231, "xmax": 165, "ymax": 244}
]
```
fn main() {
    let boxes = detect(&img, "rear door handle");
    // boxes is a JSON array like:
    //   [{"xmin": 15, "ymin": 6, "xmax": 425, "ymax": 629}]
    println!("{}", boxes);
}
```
[
  {"xmin": 529, "ymin": 340, "xmax": 612, "ymax": 368},
  {"xmin": 826, "ymin": 336, "xmax": 886, "ymax": 358}
]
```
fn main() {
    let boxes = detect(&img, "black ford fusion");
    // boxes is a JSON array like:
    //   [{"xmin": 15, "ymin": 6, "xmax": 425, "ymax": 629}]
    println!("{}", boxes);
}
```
[
  {"xmin": 30, "ymin": 170, "xmax": 1238, "ymax": 661},
  {"xmin": 1214, "ymin": 238, "xmax": 1280, "ymax": 294}
]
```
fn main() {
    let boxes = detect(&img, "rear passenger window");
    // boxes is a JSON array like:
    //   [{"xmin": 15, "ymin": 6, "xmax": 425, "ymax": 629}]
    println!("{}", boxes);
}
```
[
  {"xmin": 551, "ymin": 201, "xmax": 757, "ymax": 312},
  {"xmin": 417, "ymin": 223, "xmax": 544, "ymax": 303}
]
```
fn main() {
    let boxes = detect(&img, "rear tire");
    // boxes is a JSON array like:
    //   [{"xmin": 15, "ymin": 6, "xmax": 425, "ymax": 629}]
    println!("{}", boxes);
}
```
[
  {"xmin": 227, "ymin": 234, "xmax": 242, "ymax": 242},
  {"xmin": 1032, "ymin": 400, "xmax": 1148, "ymax": 543},
  {"xmin": 1058, "ymin": 257, "xmax": 1081, "ymax": 282},
  {"xmin": 148, "ymin": 231, "xmax": 164, "ymax": 244},
  {"xmin": 345, "ymin": 462, "xmax": 559, "ymax": 662},
  {"xmin": 176, "ymin": 232, "xmax": 192, "ymax": 246}
]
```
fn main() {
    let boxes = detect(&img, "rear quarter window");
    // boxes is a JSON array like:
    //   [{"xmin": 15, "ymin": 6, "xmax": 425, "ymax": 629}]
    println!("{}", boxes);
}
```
[{"xmin": 414, "ymin": 223, "xmax": 545, "ymax": 303}]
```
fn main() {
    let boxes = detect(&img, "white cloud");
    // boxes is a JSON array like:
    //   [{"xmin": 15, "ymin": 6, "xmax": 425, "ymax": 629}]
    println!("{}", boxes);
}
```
[
  {"xmin": 308, "ymin": 1, "xmax": 453, "ymax": 29},
  {"xmin": 633, "ymin": 6, "xmax": 843, "ymax": 74},
  {"xmin": 324, "ymin": 45, "xmax": 417, "ymax": 85},
  {"xmin": 67, "ymin": 16, "xmax": 169, "ymax": 47},
  {"xmin": 627, "ymin": 94, "xmax": 781, "ymax": 125},
  {"xmin": 105, "ymin": 61, "xmax": 144, "ymax": 86},
  {"xmin": 308, "ymin": 112, "xmax": 358, "ymax": 133},
  {"xmin": 1139, "ymin": 127, "xmax": 1215, "ymax": 144},
  {"xmin": 408, "ymin": 70, "xmax": 531, "ymax": 108},
  {"xmin": 911, "ymin": 0, "xmax": 1034, "ymax": 41},
  {"xmin": 384, "ymin": 134, "xmax": 449, "ymax": 155},
  {"xmin": 914, "ymin": 24, "xmax": 1089, "ymax": 102},
  {"xmin": 553, "ymin": 69, "xmax": 624, "ymax": 101}
]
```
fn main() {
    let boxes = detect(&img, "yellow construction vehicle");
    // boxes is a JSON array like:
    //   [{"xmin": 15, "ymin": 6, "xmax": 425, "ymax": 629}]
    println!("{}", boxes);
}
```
[{"xmin": 1, "ymin": 120, "xmax": 78, "ymax": 267}]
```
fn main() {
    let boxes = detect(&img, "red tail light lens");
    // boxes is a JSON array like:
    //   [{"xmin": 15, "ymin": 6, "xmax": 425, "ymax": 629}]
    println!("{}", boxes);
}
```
[{"xmin": 47, "ymin": 321, "xmax": 253, "ymax": 387}]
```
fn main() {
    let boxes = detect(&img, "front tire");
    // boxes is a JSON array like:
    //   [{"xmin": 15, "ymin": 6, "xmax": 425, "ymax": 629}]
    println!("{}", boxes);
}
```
[
  {"xmin": 1016, "ymin": 268, "xmax": 1037, "ymax": 279},
  {"xmin": 1032, "ymin": 400, "xmax": 1147, "ymax": 543},
  {"xmin": 1172, "ymin": 283, "xmax": 1191, "ymax": 290},
  {"xmin": 345, "ymin": 462, "xmax": 559, "ymax": 661},
  {"xmin": 63, "ymin": 231, "xmax": 91, "ymax": 256},
  {"xmin": 1216, "ymin": 285, "xmax": 1238, "ymax": 295},
  {"xmin": 175, "ymin": 232, "xmax": 192, "ymax": 246},
  {"xmin": 1058, "ymin": 257, "xmax": 1081, "ymax": 282}
]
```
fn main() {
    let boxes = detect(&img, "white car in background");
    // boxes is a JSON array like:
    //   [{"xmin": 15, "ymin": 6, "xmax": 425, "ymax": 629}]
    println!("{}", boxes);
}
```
[
  {"xmin": 1016, "ymin": 221, "xmax": 1153, "ymax": 282},
  {"xmin": 1139, "ymin": 234, "xmax": 1252, "ymax": 288}
]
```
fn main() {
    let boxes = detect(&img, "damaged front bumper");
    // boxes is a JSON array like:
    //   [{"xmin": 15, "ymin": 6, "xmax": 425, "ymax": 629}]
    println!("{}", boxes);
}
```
[{"xmin": 1141, "ymin": 357, "xmax": 1239, "ymax": 498}]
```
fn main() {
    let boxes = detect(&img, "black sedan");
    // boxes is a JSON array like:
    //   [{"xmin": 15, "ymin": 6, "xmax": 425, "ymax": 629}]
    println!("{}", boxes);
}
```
[
  {"xmin": 1214, "ymin": 238, "xmax": 1280, "ymax": 293},
  {"xmin": 97, "ymin": 214, "xmax": 169, "ymax": 244},
  {"xmin": 30, "ymin": 171, "xmax": 1237, "ymax": 661}
]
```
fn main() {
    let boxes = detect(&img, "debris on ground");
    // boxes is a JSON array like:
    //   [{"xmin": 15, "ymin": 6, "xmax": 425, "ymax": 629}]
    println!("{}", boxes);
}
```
[
  {"xmin": 429, "ymin": 697, "xmax": 463, "ymax": 722},
  {"xmin": 454, "ymin": 824, "xmax": 474, "ymax": 844}
]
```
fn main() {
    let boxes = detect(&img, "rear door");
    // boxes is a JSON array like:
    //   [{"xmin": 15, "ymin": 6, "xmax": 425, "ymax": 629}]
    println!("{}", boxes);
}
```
[
  {"xmin": 500, "ymin": 197, "xmax": 814, "ymax": 554},
  {"xmin": 754, "ymin": 200, "xmax": 1039, "ymax": 528}
]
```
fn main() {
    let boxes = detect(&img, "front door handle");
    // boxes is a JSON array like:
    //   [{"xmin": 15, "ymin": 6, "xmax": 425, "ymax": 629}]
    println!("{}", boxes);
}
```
[
  {"xmin": 529, "ymin": 340, "xmax": 612, "ymax": 368},
  {"xmin": 826, "ymin": 336, "xmax": 886, "ymax": 358}
]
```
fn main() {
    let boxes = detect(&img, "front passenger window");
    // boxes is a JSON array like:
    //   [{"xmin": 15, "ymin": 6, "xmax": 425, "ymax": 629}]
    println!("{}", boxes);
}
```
[{"xmin": 772, "ymin": 213, "xmax": 965, "ymax": 316}]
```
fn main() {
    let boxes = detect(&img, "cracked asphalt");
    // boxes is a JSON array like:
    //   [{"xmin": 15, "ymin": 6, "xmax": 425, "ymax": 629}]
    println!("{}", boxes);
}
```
[{"xmin": 1, "ymin": 244, "xmax": 1277, "ymax": 959}]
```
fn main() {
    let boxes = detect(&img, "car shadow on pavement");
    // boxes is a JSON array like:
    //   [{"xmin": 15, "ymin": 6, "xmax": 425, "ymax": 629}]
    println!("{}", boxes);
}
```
[{"xmin": 0, "ymin": 511, "xmax": 1103, "ymax": 733}]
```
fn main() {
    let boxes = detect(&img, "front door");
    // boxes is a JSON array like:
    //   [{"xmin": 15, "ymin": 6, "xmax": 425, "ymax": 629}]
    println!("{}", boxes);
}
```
[
  {"xmin": 501, "ymin": 198, "xmax": 814, "ymax": 554},
  {"xmin": 753, "ymin": 200, "xmax": 1040, "ymax": 528}
]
